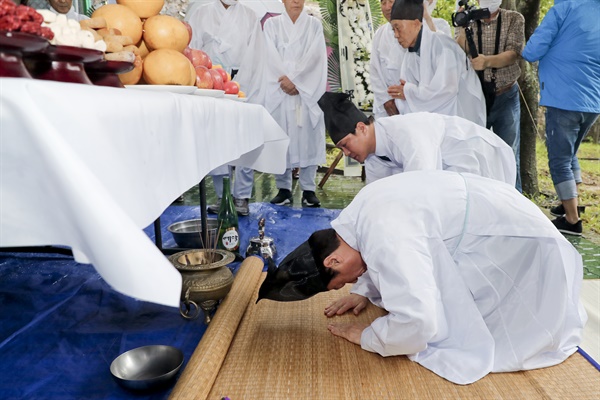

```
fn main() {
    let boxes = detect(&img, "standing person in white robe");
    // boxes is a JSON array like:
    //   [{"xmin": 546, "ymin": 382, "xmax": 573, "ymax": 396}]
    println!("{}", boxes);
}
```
[
  {"xmin": 370, "ymin": 0, "xmax": 450, "ymax": 121},
  {"xmin": 257, "ymin": 170, "xmax": 587, "ymax": 385},
  {"xmin": 186, "ymin": 0, "xmax": 264, "ymax": 215},
  {"xmin": 318, "ymin": 92, "xmax": 515, "ymax": 185},
  {"xmin": 387, "ymin": 0, "xmax": 486, "ymax": 127},
  {"xmin": 262, "ymin": 0, "xmax": 327, "ymax": 207}
]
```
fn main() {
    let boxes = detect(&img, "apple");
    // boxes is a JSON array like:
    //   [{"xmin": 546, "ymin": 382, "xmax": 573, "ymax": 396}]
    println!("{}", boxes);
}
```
[
  {"xmin": 183, "ymin": 47, "xmax": 211, "ymax": 69},
  {"xmin": 208, "ymin": 69, "xmax": 224, "ymax": 90},
  {"xmin": 195, "ymin": 66, "xmax": 213, "ymax": 89},
  {"xmin": 181, "ymin": 21, "xmax": 193, "ymax": 46},
  {"xmin": 214, "ymin": 67, "xmax": 229, "ymax": 83},
  {"xmin": 223, "ymin": 81, "xmax": 239, "ymax": 95}
]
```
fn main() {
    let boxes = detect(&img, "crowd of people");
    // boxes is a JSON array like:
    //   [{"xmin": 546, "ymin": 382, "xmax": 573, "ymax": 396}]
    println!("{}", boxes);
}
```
[{"xmin": 183, "ymin": 0, "xmax": 597, "ymax": 386}]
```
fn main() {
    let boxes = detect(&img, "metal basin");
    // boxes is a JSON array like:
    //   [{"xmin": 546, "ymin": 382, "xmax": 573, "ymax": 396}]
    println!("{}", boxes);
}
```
[
  {"xmin": 109, "ymin": 345, "xmax": 184, "ymax": 391},
  {"xmin": 167, "ymin": 218, "xmax": 219, "ymax": 249}
]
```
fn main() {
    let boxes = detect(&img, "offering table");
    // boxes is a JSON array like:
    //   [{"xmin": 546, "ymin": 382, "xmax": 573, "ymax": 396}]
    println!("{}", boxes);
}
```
[{"xmin": 0, "ymin": 78, "xmax": 289, "ymax": 307}]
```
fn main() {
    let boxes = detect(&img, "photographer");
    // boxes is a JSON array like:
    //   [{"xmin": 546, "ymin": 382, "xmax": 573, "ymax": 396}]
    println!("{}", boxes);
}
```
[{"xmin": 455, "ymin": 0, "xmax": 524, "ymax": 192}]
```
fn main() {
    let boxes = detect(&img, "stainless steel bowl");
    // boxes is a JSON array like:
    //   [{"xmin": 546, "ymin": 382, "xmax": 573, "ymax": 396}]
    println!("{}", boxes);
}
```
[
  {"xmin": 110, "ymin": 345, "xmax": 184, "ymax": 391},
  {"xmin": 167, "ymin": 218, "xmax": 219, "ymax": 249}
]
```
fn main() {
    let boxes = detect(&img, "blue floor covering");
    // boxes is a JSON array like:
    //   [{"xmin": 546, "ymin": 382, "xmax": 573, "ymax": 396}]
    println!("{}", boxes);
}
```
[{"xmin": 0, "ymin": 203, "xmax": 340, "ymax": 400}]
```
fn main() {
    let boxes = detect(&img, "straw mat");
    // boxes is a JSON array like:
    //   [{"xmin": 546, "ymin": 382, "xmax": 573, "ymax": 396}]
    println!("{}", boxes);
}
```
[{"xmin": 170, "ymin": 260, "xmax": 599, "ymax": 400}]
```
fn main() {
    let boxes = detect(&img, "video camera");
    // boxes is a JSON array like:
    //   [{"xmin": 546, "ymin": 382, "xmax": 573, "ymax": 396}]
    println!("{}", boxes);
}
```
[{"xmin": 452, "ymin": 0, "xmax": 491, "ymax": 28}]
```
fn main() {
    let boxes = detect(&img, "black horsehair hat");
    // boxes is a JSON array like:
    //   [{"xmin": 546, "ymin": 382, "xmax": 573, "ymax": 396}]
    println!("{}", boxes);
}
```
[
  {"xmin": 391, "ymin": 0, "xmax": 424, "ymax": 21},
  {"xmin": 318, "ymin": 92, "xmax": 369, "ymax": 144},
  {"xmin": 257, "ymin": 241, "xmax": 331, "ymax": 302}
]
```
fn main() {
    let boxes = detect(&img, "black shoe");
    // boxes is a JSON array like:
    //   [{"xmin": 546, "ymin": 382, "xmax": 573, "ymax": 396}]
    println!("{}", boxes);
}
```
[
  {"xmin": 550, "ymin": 204, "xmax": 585, "ymax": 217},
  {"xmin": 270, "ymin": 189, "xmax": 293, "ymax": 205},
  {"xmin": 552, "ymin": 216, "xmax": 583, "ymax": 236},
  {"xmin": 302, "ymin": 191, "xmax": 320, "ymax": 207}
]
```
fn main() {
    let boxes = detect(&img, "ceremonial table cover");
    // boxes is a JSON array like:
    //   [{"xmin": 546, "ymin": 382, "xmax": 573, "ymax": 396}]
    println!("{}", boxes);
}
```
[{"xmin": 0, "ymin": 78, "xmax": 289, "ymax": 307}]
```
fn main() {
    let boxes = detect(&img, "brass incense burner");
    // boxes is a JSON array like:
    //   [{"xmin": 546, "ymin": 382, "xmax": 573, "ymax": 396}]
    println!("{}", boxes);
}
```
[{"xmin": 169, "ymin": 249, "xmax": 235, "ymax": 323}]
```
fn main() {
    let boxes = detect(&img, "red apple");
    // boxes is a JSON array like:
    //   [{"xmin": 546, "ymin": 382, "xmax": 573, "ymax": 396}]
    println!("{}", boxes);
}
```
[
  {"xmin": 214, "ymin": 67, "xmax": 229, "ymax": 83},
  {"xmin": 223, "ymin": 81, "xmax": 239, "ymax": 95},
  {"xmin": 209, "ymin": 69, "xmax": 224, "ymax": 90},
  {"xmin": 184, "ymin": 47, "xmax": 211, "ymax": 69},
  {"xmin": 181, "ymin": 21, "xmax": 193, "ymax": 45},
  {"xmin": 195, "ymin": 66, "xmax": 213, "ymax": 89}
]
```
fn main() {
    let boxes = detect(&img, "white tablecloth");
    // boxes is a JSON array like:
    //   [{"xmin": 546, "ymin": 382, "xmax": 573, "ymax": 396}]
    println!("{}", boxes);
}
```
[{"xmin": 0, "ymin": 78, "xmax": 288, "ymax": 307}]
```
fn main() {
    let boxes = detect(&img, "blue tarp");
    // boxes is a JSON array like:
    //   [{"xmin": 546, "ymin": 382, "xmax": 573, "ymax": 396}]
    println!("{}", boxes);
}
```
[{"xmin": 0, "ymin": 203, "xmax": 340, "ymax": 400}]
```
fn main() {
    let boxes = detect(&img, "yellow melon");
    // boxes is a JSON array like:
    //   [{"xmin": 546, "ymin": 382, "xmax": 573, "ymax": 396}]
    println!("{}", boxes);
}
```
[
  {"xmin": 137, "ymin": 39, "xmax": 150, "ymax": 59},
  {"xmin": 143, "ymin": 49, "xmax": 194, "ymax": 85},
  {"xmin": 143, "ymin": 15, "xmax": 189, "ymax": 52},
  {"xmin": 116, "ymin": 0, "xmax": 164, "ymax": 19},
  {"xmin": 92, "ymin": 4, "xmax": 143, "ymax": 44}
]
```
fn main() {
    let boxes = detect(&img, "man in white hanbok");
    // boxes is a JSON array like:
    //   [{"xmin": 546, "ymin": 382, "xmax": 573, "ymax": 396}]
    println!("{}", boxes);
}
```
[
  {"xmin": 262, "ymin": 0, "xmax": 327, "ymax": 207},
  {"xmin": 187, "ymin": 0, "xmax": 264, "ymax": 215},
  {"xmin": 388, "ymin": 0, "xmax": 486, "ymax": 127},
  {"xmin": 318, "ymin": 92, "xmax": 516, "ymax": 185},
  {"xmin": 257, "ymin": 171, "xmax": 587, "ymax": 385},
  {"xmin": 371, "ymin": 0, "xmax": 450, "ymax": 120}
]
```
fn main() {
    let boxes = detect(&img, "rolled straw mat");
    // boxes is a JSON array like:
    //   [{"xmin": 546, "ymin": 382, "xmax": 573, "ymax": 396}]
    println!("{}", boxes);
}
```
[{"xmin": 170, "ymin": 257, "xmax": 599, "ymax": 399}]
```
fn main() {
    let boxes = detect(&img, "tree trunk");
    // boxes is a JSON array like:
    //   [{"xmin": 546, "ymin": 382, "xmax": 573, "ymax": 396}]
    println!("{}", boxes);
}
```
[{"xmin": 514, "ymin": 0, "xmax": 542, "ymax": 195}]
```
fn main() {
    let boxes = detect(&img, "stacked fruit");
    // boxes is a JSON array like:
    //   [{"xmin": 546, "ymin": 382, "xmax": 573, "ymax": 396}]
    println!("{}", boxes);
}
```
[{"xmin": 183, "ymin": 47, "xmax": 245, "ymax": 97}]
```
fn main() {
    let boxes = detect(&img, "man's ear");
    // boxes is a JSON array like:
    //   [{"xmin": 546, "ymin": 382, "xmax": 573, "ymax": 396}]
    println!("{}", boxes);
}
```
[
  {"xmin": 355, "ymin": 121, "xmax": 366, "ymax": 135},
  {"xmin": 323, "ymin": 253, "xmax": 341, "ymax": 269}
]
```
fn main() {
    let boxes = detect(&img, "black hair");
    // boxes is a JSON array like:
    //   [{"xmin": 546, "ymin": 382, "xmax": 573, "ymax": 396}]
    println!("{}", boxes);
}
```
[
  {"xmin": 391, "ymin": 0, "xmax": 424, "ymax": 21},
  {"xmin": 308, "ymin": 228, "xmax": 340, "ymax": 286}
]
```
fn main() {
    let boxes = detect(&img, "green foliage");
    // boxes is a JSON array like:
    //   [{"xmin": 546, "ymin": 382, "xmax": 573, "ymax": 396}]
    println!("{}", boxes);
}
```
[{"xmin": 319, "ymin": 0, "xmax": 341, "ymax": 91}]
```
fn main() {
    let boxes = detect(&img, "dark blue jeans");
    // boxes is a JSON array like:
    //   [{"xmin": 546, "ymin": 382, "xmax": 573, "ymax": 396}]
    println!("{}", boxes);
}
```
[
  {"xmin": 545, "ymin": 106, "xmax": 599, "ymax": 200},
  {"xmin": 487, "ymin": 83, "xmax": 521, "ymax": 192}
]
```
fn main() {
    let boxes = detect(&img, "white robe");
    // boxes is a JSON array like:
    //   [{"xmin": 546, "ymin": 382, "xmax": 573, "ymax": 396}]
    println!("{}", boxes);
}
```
[
  {"xmin": 397, "ymin": 26, "xmax": 486, "ymax": 127},
  {"xmin": 262, "ymin": 11, "xmax": 327, "ymax": 168},
  {"xmin": 331, "ymin": 171, "xmax": 586, "ymax": 385},
  {"xmin": 370, "ymin": 23, "xmax": 407, "ymax": 119},
  {"xmin": 364, "ymin": 112, "xmax": 516, "ymax": 185},
  {"xmin": 187, "ymin": 0, "xmax": 261, "ymax": 74}
]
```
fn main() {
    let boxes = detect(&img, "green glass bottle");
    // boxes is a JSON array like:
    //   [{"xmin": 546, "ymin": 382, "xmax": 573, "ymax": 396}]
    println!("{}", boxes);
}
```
[{"xmin": 217, "ymin": 176, "xmax": 240, "ymax": 252}]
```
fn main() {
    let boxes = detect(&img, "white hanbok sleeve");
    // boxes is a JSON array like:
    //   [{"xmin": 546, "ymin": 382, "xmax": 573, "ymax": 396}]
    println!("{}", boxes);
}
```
[
  {"xmin": 233, "ymin": 19, "xmax": 266, "ymax": 104},
  {"xmin": 359, "ymin": 235, "xmax": 442, "ymax": 356}
]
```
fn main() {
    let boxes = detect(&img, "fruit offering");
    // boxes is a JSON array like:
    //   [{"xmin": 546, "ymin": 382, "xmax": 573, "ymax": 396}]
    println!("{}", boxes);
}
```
[{"xmin": 0, "ymin": 0, "xmax": 53, "ymax": 40}]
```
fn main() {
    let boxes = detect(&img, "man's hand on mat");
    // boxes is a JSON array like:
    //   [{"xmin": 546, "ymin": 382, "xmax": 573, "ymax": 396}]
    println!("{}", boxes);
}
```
[
  {"xmin": 327, "ymin": 322, "xmax": 369, "ymax": 345},
  {"xmin": 324, "ymin": 294, "xmax": 368, "ymax": 317}
]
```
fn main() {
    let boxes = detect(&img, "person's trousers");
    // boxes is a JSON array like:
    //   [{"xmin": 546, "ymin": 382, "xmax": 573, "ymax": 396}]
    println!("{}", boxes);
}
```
[
  {"xmin": 545, "ymin": 106, "xmax": 599, "ymax": 200},
  {"xmin": 234, "ymin": 167, "xmax": 255, "ymax": 199},
  {"xmin": 275, "ymin": 165, "xmax": 317, "ymax": 192},
  {"xmin": 487, "ymin": 83, "xmax": 522, "ymax": 192}
]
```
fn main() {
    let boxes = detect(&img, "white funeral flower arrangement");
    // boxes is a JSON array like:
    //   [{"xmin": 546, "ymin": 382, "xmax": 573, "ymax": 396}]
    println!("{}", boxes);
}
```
[{"xmin": 339, "ymin": 0, "xmax": 374, "ymax": 110}]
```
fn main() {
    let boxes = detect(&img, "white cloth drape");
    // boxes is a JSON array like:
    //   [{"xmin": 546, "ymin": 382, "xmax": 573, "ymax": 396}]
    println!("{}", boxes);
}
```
[{"xmin": 0, "ymin": 79, "xmax": 288, "ymax": 307}]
